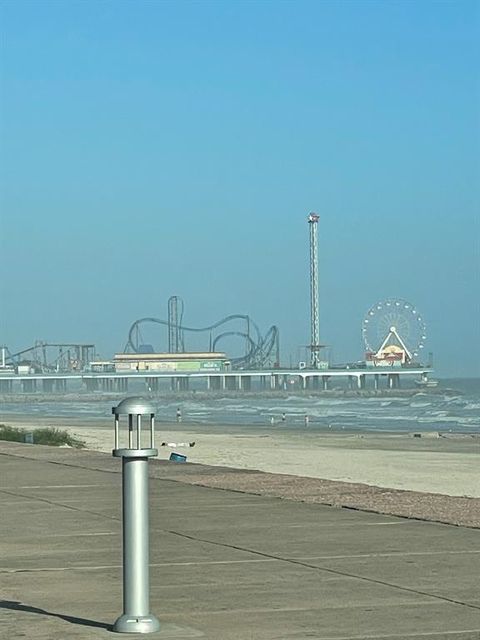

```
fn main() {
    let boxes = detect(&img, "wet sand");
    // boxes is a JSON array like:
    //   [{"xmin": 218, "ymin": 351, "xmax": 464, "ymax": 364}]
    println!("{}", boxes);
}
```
[{"xmin": 3, "ymin": 415, "xmax": 479, "ymax": 498}]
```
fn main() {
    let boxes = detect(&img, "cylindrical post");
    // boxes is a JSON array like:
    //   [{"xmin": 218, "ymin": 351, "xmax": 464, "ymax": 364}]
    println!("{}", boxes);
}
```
[
  {"xmin": 112, "ymin": 397, "xmax": 160, "ymax": 634},
  {"xmin": 122, "ymin": 457, "xmax": 150, "ymax": 617}
]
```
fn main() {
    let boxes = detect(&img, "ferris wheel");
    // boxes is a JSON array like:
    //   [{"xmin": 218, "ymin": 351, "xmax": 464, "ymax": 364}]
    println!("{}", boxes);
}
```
[{"xmin": 362, "ymin": 298, "xmax": 427, "ymax": 360}]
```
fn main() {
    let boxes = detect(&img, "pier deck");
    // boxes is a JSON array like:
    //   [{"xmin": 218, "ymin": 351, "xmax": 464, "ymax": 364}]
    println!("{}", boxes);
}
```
[{"xmin": 0, "ymin": 367, "xmax": 433, "ymax": 393}]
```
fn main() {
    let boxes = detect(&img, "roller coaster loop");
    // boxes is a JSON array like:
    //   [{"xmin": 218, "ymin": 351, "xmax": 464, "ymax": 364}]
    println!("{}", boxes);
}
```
[{"xmin": 126, "ymin": 315, "xmax": 279, "ymax": 369}]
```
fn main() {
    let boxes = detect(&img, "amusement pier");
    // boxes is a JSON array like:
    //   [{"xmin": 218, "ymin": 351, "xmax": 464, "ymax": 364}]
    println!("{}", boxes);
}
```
[{"xmin": 0, "ymin": 216, "xmax": 436, "ymax": 394}]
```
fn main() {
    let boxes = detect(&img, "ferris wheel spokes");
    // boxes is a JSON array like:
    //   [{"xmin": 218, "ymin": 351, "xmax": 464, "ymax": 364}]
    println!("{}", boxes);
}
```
[{"xmin": 362, "ymin": 298, "xmax": 427, "ymax": 366}]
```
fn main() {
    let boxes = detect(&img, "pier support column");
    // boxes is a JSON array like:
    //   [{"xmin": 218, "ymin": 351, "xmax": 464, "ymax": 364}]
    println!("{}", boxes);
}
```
[
  {"xmin": 225, "ymin": 376, "xmax": 236, "ymax": 391},
  {"xmin": 241, "ymin": 376, "xmax": 251, "ymax": 391},
  {"xmin": 22, "ymin": 379, "xmax": 37, "ymax": 393},
  {"xmin": 209, "ymin": 376, "xmax": 221, "ymax": 391},
  {"xmin": 42, "ymin": 379, "xmax": 54, "ymax": 392},
  {"xmin": 374, "ymin": 374, "xmax": 379, "ymax": 391},
  {"xmin": 322, "ymin": 376, "xmax": 329, "ymax": 391},
  {"xmin": 387, "ymin": 374, "xmax": 400, "ymax": 389},
  {"xmin": 171, "ymin": 377, "xmax": 187, "ymax": 391},
  {"xmin": 357, "ymin": 375, "xmax": 366, "ymax": 390},
  {"xmin": 145, "ymin": 378, "xmax": 156, "ymax": 392},
  {"xmin": 299, "ymin": 375, "xmax": 306, "ymax": 390},
  {"xmin": 55, "ymin": 378, "xmax": 66, "ymax": 392},
  {"xmin": 0, "ymin": 380, "xmax": 13, "ymax": 392},
  {"xmin": 85, "ymin": 378, "xmax": 98, "ymax": 391}
]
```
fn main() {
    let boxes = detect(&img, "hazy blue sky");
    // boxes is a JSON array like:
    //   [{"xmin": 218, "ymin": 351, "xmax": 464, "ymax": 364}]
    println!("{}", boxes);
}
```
[{"xmin": 1, "ymin": 0, "xmax": 479, "ymax": 376}]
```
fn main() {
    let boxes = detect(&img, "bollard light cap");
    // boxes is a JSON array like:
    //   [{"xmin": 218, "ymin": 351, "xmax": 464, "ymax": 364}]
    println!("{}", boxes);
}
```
[{"xmin": 112, "ymin": 396, "xmax": 155, "ymax": 416}]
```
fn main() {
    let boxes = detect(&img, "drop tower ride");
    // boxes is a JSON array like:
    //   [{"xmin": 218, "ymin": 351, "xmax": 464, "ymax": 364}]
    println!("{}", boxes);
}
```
[{"xmin": 308, "ymin": 213, "xmax": 321, "ymax": 368}]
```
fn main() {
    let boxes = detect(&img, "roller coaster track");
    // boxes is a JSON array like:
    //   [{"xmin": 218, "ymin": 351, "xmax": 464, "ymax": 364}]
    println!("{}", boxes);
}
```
[{"xmin": 127, "ymin": 315, "xmax": 279, "ymax": 369}]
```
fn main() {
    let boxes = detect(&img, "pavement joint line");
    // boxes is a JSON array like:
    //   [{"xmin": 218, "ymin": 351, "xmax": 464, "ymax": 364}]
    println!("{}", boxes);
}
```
[
  {"xmin": 360, "ymin": 521, "xmax": 409, "ymax": 526},
  {"xmin": 0, "ymin": 501, "xmax": 60, "ymax": 506},
  {"xmin": 43, "ymin": 532, "xmax": 117, "ymax": 538},
  {"xmin": 0, "ymin": 558, "xmax": 281, "ymax": 573},
  {"xmin": 290, "ymin": 550, "xmax": 480, "ymax": 560},
  {"xmin": 167, "ymin": 602, "xmax": 440, "ymax": 617},
  {"xmin": 0, "ymin": 451, "xmax": 122, "ymax": 477},
  {"xmin": 283, "ymin": 521, "xmax": 411, "ymax": 528},
  {"xmin": 165, "ymin": 529, "xmax": 480, "ymax": 613},
  {"xmin": 309, "ymin": 631, "xmax": 480, "ymax": 639},
  {"xmin": 5, "ymin": 484, "xmax": 108, "ymax": 489},
  {"xmin": 150, "ymin": 502, "xmax": 273, "ymax": 508},
  {"xmin": 0, "ymin": 488, "xmax": 119, "ymax": 522}
]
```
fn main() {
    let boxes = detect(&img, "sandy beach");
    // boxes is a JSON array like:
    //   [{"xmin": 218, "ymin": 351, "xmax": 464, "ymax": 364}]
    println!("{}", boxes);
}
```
[{"xmin": 4, "ymin": 416, "xmax": 480, "ymax": 499}]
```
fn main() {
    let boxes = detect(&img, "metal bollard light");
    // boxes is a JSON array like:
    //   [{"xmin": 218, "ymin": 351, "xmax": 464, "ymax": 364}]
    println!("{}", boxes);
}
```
[{"xmin": 112, "ymin": 397, "xmax": 161, "ymax": 634}]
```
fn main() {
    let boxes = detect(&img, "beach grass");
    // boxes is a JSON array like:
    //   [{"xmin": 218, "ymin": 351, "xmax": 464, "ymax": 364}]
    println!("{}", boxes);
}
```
[{"xmin": 0, "ymin": 424, "xmax": 86, "ymax": 448}]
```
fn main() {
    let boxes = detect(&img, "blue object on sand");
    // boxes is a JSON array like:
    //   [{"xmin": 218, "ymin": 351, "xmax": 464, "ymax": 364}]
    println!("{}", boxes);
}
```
[{"xmin": 169, "ymin": 452, "xmax": 187, "ymax": 463}]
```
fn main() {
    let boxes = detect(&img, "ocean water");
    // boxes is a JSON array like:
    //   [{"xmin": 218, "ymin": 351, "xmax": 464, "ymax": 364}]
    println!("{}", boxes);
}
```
[{"xmin": 0, "ymin": 378, "xmax": 478, "ymax": 434}]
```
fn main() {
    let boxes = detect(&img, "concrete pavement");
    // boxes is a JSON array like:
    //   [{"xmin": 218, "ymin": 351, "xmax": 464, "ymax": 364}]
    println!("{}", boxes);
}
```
[{"xmin": 0, "ymin": 442, "xmax": 479, "ymax": 639}]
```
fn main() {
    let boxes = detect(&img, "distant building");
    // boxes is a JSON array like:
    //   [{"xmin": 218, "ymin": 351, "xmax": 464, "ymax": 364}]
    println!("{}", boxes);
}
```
[
  {"xmin": 113, "ymin": 352, "xmax": 230, "ymax": 373},
  {"xmin": 89, "ymin": 361, "xmax": 116, "ymax": 373}
]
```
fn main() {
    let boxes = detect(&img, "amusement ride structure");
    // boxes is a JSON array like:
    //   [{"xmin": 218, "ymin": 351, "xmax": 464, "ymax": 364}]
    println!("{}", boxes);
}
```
[
  {"xmin": 307, "ymin": 212, "xmax": 322, "ymax": 368},
  {"xmin": 362, "ymin": 298, "xmax": 427, "ymax": 366},
  {"xmin": 1, "ymin": 342, "xmax": 96, "ymax": 373},
  {"xmin": 125, "ymin": 296, "xmax": 280, "ymax": 370}
]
